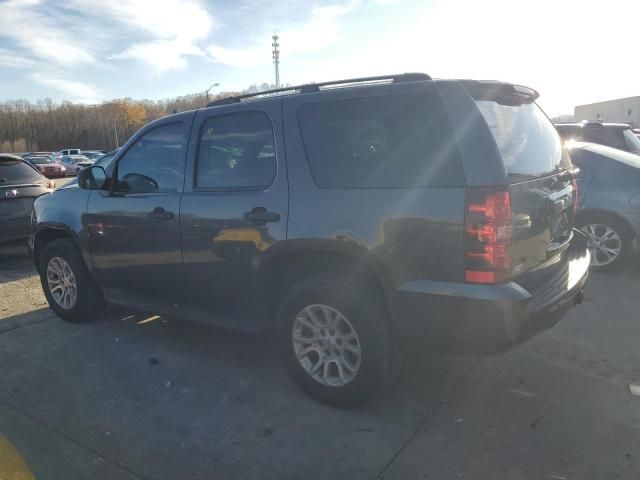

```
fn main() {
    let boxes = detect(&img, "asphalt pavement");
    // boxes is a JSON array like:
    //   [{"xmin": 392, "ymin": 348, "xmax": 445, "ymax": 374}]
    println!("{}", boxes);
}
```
[{"xmin": 0, "ymin": 243, "xmax": 639, "ymax": 480}]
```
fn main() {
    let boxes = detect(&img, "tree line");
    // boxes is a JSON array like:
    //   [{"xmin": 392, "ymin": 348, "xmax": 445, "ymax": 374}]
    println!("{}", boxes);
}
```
[
  {"xmin": 0, "ymin": 82, "xmax": 290, "ymax": 154},
  {"xmin": 0, "ymin": 91, "xmax": 238, "ymax": 153}
]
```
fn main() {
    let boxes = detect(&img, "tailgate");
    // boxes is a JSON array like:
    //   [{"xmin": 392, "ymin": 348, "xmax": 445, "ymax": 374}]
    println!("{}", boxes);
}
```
[
  {"xmin": 464, "ymin": 80, "xmax": 578, "ymax": 279},
  {"xmin": 509, "ymin": 170, "xmax": 576, "ymax": 278}
]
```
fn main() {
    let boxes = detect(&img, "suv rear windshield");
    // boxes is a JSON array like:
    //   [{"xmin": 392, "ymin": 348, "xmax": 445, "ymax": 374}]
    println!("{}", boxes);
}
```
[
  {"xmin": 298, "ymin": 93, "xmax": 464, "ymax": 188},
  {"xmin": 0, "ymin": 161, "xmax": 42, "ymax": 184},
  {"xmin": 475, "ymin": 100, "xmax": 570, "ymax": 177}
]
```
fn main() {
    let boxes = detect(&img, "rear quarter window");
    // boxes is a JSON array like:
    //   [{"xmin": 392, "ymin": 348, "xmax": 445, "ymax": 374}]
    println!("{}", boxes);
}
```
[
  {"xmin": 475, "ymin": 101, "xmax": 570, "ymax": 177},
  {"xmin": 297, "ymin": 93, "xmax": 464, "ymax": 188}
]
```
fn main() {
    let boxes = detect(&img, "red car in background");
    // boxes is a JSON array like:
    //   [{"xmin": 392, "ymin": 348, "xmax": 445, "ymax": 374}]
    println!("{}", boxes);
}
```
[{"xmin": 24, "ymin": 155, "xmax": 66, "ymax": 178}]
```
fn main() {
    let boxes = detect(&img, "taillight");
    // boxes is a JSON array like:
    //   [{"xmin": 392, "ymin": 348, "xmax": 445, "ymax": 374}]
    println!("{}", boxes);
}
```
[{"xmin": 465, "ymin": 188, "xmax": 512, "ymax": 284}]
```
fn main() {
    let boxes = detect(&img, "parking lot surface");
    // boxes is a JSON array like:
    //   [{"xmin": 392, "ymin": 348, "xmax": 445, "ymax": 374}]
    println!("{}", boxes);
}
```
[{"xmin": 1, "ymin": 243, "xmax": 639, "ymax": 479}]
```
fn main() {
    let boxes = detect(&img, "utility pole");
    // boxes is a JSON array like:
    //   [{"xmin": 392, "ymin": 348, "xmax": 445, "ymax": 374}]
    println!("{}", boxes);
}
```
[
  {"xmin": 272, "ymin": 34, "xmax": 280, "ymax": 88},
  {"xmin": 205, "ymin": 82, "xmax": 220, "ymax": 104}
]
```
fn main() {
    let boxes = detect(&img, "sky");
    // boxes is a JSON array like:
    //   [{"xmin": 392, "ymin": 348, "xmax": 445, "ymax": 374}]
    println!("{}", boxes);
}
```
[{"xmin": 0, "ymin": 0, "xmax": 638, "ymax": 115}]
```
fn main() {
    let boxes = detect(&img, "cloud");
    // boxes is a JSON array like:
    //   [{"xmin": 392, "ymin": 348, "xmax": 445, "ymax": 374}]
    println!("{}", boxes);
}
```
[
  {"xmin": 0, "ymin": 0, "xmax": 96, "ymax": 66},
  {"xmin": 70, "ymin": 0, "xmax": 214, "ymax": 73},
  {"xmin": 207, "ymin": 0, "xmax": 360, "ymax": 67},
  {"xmin": 0, "ymin": 48, "xmax": 38, "ymax": 68},
  {"xmin": 113, "ymin": 39, "xmax": 205, "ymax": 74},
  {"xmin": 29, "ymin": 72, "xmax": 101, "ymax": 104}
]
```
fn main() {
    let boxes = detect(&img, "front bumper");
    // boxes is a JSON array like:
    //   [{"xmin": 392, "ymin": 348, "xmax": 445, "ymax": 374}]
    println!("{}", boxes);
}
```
[{"xmin": 391, "ymin": 231, "xmax": 590, "ymax": 355}]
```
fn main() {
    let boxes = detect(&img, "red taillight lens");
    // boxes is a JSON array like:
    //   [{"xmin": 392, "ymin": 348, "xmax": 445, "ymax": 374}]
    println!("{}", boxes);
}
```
[
  {"xmin": 465, "ymin": 189, "xmax": 512, "ymax": 284},
  {"xmin": 468, "ymin": 191, "xmax": 511, "ymax": 220}
]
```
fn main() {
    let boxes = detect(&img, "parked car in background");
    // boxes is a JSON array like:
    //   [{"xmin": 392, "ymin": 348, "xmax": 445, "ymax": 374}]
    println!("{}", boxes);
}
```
[
  {"xmin": 569, "ymin": 142, "xmax": 640, "ymax": 270},
  {"xmin": 24, "ymin": 155, "xmax": 66, "ymax": 178},
  {"xmin": 27, "ymin": 151, "xmax": 54, "ymax": 158},
  {"xmin": 23, "ymin": 154, "xmax": 53, "ymax": 165},
  {"xmin": 31, "ymin": 74, "xmax": 589, "ymax": 406},
  {"xmin": 59, "ymin": 155, "xmax": 93, "ymax": 176},
  {"xmin": 556, "ymin": 121, "xmax": 640, "ymax": 154},
  {"xmin": 1, "ymin": 154, "xmax": 53, "ymax": 244},
  {"xmin": 81, "ymin": 150, "xmax": 104, "ymax": 161},
  {"xmin": 56, "ymin": 148, "xmax": 81, "ymax": 157}
]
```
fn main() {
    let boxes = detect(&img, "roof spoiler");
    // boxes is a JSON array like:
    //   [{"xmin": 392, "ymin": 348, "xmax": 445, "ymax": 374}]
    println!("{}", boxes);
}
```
[{"xmin": 460, "ymin": 80, "xmax": 539, "ymax": 105}]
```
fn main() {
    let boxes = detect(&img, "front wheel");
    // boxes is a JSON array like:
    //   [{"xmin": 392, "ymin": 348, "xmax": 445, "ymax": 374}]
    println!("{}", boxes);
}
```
[
  {"xmin": 39, "ymin": 238, "xmax": 106, "ymax": 322},
  {"xmin": 577, "ymin": 214, "xmax": 633, "ymax": 271},
  {"xmin": 276, "ymin": 274, "xmax": 391, "ymax": 408}
]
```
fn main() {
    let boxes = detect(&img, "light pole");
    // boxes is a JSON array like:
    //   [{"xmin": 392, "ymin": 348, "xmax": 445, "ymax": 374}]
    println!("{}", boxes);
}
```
[
  {"xmin": 272, "ymin": 34, "xmax": 280, "ymax": 88},
  {"xmin": 205, "ymin": 82, "xmax": 220, "ymax": 104}
]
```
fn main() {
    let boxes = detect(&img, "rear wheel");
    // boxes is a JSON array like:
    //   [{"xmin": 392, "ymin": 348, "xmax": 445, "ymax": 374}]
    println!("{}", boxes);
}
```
[
  {"xmin": 577, "ymin": 213, "xmax": 633, "ymax": 271},
  {"xmin": 276, "ymin": 274, "xmax": 391, "ymax": 407},
  {"xmin": 39, "ymin": 238, "xmax": 106, "ymax": 322}
]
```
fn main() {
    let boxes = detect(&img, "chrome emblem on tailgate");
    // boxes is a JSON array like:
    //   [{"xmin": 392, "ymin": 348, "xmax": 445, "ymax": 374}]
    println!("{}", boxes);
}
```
[{"xmin": 5, "ymin": 189, "xmax": 17, "ymax": 198}]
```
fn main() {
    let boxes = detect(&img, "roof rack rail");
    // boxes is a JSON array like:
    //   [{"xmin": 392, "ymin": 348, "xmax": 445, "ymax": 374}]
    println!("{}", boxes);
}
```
[{"xmin": 207, "ymin": 72, "xmax": 431, "ymax": 107}]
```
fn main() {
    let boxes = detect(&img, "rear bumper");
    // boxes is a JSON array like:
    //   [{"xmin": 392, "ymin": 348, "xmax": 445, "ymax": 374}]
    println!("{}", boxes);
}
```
[{"xmin": 390, "ymin": 231, "xmax": 590, "ymax": 355}]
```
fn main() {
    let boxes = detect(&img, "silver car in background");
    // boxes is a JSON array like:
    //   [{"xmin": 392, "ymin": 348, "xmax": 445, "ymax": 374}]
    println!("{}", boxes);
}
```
[{"xmin": 570, "ymin": 142, "xmax": 640, "ymax": 270}]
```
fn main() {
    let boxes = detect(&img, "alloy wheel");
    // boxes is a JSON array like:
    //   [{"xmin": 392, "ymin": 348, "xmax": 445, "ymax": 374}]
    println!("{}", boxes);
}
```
[
  {"xmin": 47, "ymin": 256, "xmax": 78, "ymax": 309},
  {"xmin": 292, "ymin": 304, "xmax": 362, "ymax": 387},
  {"xmin": 580, "ymin": 223, "xmax": 622, "ymax": 267}
]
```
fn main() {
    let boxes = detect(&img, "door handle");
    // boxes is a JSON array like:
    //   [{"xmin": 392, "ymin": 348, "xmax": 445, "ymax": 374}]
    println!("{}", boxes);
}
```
[
  {"xmin": 148, "ymin": 207, "xmax": 174, "ymax": 222},
  {"xmin": 243, "ymin": 207, "xmax": 280, "ymax": 225}
]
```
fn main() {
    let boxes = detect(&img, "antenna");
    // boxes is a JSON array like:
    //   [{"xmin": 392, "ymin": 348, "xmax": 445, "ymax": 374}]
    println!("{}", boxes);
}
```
[{"xmin": 272, "ymin": 34, "xmax": 280, "ymax": 89}]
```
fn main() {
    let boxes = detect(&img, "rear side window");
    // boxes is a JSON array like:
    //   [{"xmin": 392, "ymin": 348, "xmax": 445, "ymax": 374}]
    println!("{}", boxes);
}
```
[
  {"xmin": 196, "ymin": 111, "xmax": 276, "ymax": 190},
  {"xmin": 475, "ymin": 101, "xmax": 570, "ymax": 177},
  {"xmin": 297, "ymin": 93, "xmax": 464, "ymax": 188},
  {"xmin": 0, "ymin": 161, "xmax": 42, "ymax": 183}
]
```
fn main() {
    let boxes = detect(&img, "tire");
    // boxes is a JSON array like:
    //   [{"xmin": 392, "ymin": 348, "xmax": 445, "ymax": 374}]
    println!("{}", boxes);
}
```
[
  {"xmin": 39, "ymin": 238, "xmax": 106, "ymax": 322},
  {"xmin": 576, "ymin": 213, "xmax": 633, "ymax": 272},
  {"xmin": 276, "ymin": 274, "xmax": 391, "ymax": 408}
]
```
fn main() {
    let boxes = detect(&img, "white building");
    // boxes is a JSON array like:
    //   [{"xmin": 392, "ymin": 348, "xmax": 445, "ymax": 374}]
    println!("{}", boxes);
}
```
[{"xmin": 575, "ymin": 97, "xmax": 640, "ymax": 127}]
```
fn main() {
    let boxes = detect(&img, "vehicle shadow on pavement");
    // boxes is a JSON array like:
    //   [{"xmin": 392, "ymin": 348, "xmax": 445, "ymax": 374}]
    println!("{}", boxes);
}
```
[{"xmin": 0, "ymin": 307, "xmax": 55, "ymax": 334}]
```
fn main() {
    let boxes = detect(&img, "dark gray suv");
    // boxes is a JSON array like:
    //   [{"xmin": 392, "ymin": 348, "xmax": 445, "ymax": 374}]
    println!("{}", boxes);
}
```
[{"xmin": 31, "ymin": 74, "xmax": 590, "ymax": 406}]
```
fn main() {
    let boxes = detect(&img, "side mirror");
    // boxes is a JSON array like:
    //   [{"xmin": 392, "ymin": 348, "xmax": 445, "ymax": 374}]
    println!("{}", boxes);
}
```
[{"xmin": 78, "ymin": 165, "xmax": 107, "ymax": 190}]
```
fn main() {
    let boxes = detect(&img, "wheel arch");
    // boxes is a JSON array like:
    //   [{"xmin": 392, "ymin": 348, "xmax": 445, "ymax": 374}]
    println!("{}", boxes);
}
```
[
  {"xmin": 258, "ymin": 239, "xmax": 395, "ymax": 328},
  {"xmin": 576, "ymin": 208, "xmax": 636, "ymax": 240},
  {"xmin": 33, "ymin": 227, "xmax": 87, "ymax": 273}
]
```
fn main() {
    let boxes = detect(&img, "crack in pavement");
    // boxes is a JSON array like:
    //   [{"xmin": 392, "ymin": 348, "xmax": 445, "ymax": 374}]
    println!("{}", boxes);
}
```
[
  {"xmin": 374, "ymin": 358, "xmax": 483, "ymax": 480},
  {"xmin": 0, "ymin": 399, "xmax": 147, "ymax": 480}
]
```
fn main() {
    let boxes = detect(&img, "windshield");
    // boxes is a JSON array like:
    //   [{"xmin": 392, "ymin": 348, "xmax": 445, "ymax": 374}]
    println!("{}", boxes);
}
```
[
  {"xmin": 475, "ymin": 100, "xmax": 570, "ymax": 177},
  {"xmin": 623, "ymin": 128, "xmax": 640, "ymax": 152}
]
